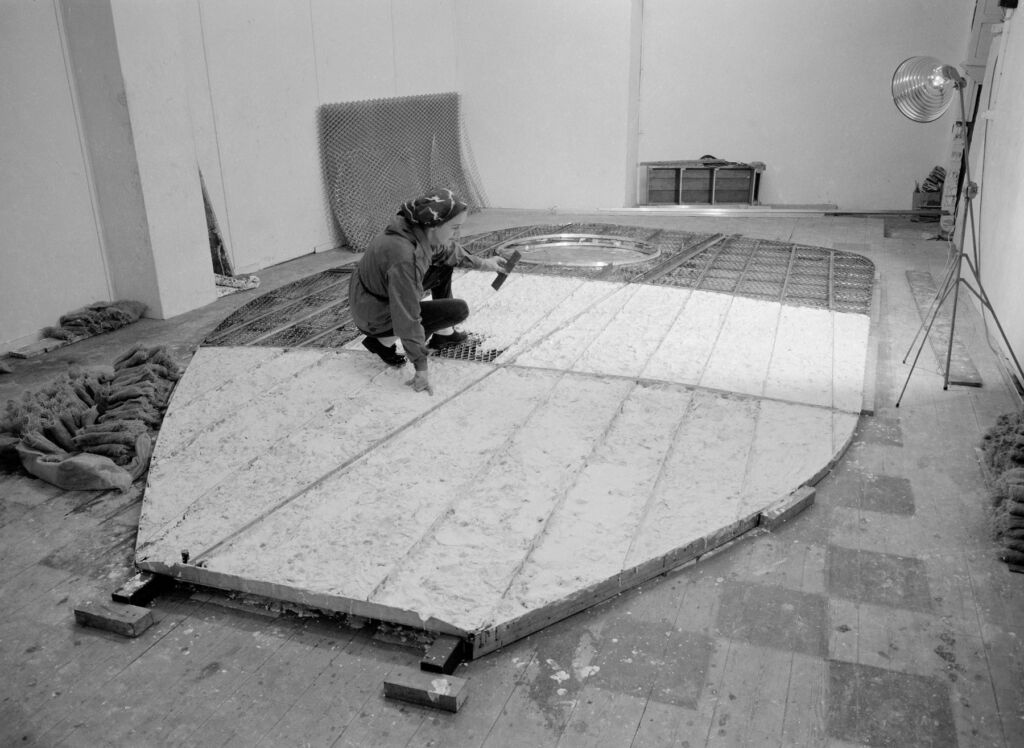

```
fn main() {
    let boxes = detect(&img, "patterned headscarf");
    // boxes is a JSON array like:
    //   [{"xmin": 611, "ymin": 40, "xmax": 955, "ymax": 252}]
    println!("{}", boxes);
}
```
[{"xmin": 398, "ymin": 188, "xmax": 468, "ymax": 228}]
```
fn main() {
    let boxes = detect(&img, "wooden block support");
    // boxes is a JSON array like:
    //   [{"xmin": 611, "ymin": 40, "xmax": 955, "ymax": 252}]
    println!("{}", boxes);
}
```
[
  {"xmin": 111, "ymin": 571, "xmax": 165, "ymax": 606},
  {"xmin": 759, "ymin": 485, "xmax": 816, "ymax": 530},
  {"xmin": 421, "ymin": 635, "xmax": 465, "ymax": 675},
  {"xmin": 74, "ymin": 599, "xmax": 154, "ymax": 638},
  {"xmin": 384, "ymin": 667, "xmax": 468, "ymax": 712}
]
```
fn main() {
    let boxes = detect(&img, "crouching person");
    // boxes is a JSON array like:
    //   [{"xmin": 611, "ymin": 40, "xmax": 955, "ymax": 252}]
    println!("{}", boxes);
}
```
[{"xmin": 348, "ymin": 188, "xmax": 505, "ymax": 395}]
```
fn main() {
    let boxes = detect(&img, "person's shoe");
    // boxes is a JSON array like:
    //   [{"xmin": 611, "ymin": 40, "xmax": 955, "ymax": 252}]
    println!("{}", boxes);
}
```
[
  {"xmin": 428, "ymin": 330, "xmax": 469, "ymax": 349},
  {"xmin": 361, "ymin": 337, "xmax": 406, "ymax": 366}
]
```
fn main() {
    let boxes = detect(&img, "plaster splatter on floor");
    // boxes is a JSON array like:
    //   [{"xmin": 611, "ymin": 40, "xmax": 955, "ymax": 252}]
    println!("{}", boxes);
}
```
[{"xmin": 136, "ymin": 266, "xmax": 872, "ymax": 655}]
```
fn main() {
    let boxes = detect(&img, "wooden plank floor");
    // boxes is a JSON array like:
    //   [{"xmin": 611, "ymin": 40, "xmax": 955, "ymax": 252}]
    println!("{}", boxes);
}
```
[{"xmin": 2, "ymin": 211, "xmax": 1023, "ymax": 747}]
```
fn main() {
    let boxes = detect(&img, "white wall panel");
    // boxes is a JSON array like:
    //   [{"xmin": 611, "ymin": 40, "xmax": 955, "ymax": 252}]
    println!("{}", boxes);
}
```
[
  {"xmin": 974, "ymin": 19, "xmax": 1024, "ymax": 380},
  {"xmin": 638, "ymin": 0, "xmax": 972, "ymax": 210},
  {"xmin": 392, "ymin": 0, "xmax": 458, "ymax": 97},
  {"xmin": 111, "ymin": 0, "xmax": 216, "ymax": 317},
  {"xmin": 0, "ymin": 1, "xmax": 110, "ymax": 352},
  {"xmin": 312, "ymin": 0, "xmax": 396, "ymax": 104},
  {"xmin": 197, "ymin": 0, "xmax": 328, "ymax": 272},
  {"xmin": 61, "ymin": 0, "xmax": 160, "ymax": 314},
  {"xmin": 456, "ymin": 0, "xmax": 636, "ymax": 210}
]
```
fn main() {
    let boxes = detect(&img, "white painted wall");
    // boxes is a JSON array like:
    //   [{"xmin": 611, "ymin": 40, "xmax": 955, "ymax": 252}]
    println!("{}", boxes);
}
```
[
  {"xmin": 183, "ymin": 0, "xmax": 458, "ymax": 273},
  {"xmin": 637, "ymin": 0, "xmax": 973, "ymax": 209},
  {"xmin": 60, "ymin": 0, "xmax": 161, "ymax": 315},
  {"xmin": 0, "ymin": 2, "xmax": 112, "ymax": 352},
  {"xmin": 309, "ymin": 0, "xmax": 459, "ymax": 252},
  {"xmin": 194, "ymin": 0, "xmax": 324, "ymax": 274},
  {"xmin": 456, "ymin": 0, "xmax": 637, "ymax": 211},
  {"xmin": 109, "ymin": 0, "xmax": 217, "ymax": 318},
  {"xmin": 178, "ymin": 0, "xmax": 236, "ymax": 271},
  {"xmin": 0, "ymin": 0, "xmax": 458, "ymax": 351},
  {"xmin": 973, "ymin": 17, "xmax": 1024, "ymax": 378},
  {"xmin": 5, "ymin": 0, "xmax": 1024, "ymax": 375}
]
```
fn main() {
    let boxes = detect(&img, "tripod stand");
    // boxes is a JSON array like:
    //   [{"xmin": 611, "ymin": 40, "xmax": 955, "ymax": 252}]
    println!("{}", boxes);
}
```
[{"xmin": 895, "ymin": 78, "xmax": 1024, "ymax": 406}]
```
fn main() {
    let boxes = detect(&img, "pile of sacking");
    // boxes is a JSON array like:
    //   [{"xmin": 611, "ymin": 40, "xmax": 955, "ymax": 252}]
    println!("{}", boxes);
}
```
[
  {"xmin": 0, "ymin": 344, "xmax": 181, "ymax": 490},
  {"xmin": 43, "ymin": 300, "xmax": 147, "ymax": 341},
  {"xmin": 981, "ymin": 409, "xmax": 1024, "ymax": 568}
]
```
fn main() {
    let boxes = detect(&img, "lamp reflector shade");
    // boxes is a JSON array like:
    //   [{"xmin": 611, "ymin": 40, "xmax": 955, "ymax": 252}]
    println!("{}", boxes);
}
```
[{"xmin": 891, "ymin": 56, "xmax": 956, "ymax": 122}]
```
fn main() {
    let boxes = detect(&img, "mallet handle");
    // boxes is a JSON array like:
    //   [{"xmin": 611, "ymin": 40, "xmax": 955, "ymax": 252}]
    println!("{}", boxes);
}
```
[{"xmin": 491, "ymin": 250, "xmax": 521, "ymax": 291}]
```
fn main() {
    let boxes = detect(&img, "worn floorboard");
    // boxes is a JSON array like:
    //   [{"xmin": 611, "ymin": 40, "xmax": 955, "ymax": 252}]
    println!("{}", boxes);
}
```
[{"xmin": 1, "ymin": 212, "xmax": 1021, "ymax": 747}]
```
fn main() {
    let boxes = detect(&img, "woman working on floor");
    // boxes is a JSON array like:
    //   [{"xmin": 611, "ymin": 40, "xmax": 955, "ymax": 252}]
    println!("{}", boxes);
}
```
[{"xmin": 348, "ymin": 188, "xmax": 506, "ymax": 396}]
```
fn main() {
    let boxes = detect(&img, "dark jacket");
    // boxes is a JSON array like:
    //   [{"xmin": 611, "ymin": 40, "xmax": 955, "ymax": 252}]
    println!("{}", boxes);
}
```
[{"xmin": 348, "ymin": 216, "xmax": 485, "ymax": 370}]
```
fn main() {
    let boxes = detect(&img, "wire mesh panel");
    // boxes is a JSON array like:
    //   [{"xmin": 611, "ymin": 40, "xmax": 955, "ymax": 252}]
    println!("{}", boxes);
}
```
[
  {"xmin": 204, "ymin": 226, "xmax": 875, "ymax": 352},
  {"xmin": 648, "ymin": 235, "xmax": 873, "ymax": 314},
  {"xmin": 312, "ymin": 324, "xmax": 362, "ymax": 349},
  {"xmin": 211, "ymin": 291, "xmax": 347, "ymax": 347},
  {"xmin": 832, "ymin": 253, "xmax": 876, "ymax": 313},
  {"xmin": 257, "ymin": 303, "xmax": 352, "ymax": 348},
  {"xmin": 205, "ymin": 270, "xmax": 351, "ymax": 345},
  {"xmin": 318, "ymin": 93, "xmax": 486, "ymax": 251},
  {"xmin": 429, "ymin": 334, "xmax": 504, "ymax": 363}
]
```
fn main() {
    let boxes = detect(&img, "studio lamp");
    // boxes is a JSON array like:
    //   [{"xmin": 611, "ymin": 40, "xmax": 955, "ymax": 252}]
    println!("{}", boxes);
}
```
[
  {"xmin": 891, "ymin": 56, "xmax": 962, "ymax": 122},
  {"xmin": 892, "ymin": 57, "xmax": 1024, "ymax": 405}
]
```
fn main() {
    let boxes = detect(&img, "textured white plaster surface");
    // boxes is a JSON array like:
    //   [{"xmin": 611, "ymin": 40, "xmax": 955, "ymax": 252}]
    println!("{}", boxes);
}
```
[{"xmin": 137, "ymin": 269, "xmax": 872, "ymax": 634}]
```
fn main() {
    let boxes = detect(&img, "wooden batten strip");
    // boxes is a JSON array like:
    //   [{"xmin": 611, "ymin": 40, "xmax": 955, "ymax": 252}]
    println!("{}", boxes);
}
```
[
  {"xmin": 135, "ymin": 561, "xmax": 469, "ymax": 639},
  {"xmin": 468, "ymin": 511, "xmax": 762, "ymax": 659}
]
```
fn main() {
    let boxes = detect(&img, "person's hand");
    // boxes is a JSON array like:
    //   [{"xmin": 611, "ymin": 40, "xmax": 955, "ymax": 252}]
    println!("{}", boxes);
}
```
[
  {"xmin": 481, "ymin": 256, "xmax": 507, "ymax": 274},
  {"xmin": 406, "ymin": 370, "xmax": 433, "ymax": 395}
]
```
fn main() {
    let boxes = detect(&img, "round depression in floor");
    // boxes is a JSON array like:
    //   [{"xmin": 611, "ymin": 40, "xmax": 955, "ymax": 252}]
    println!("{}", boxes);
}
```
[{"xmin": 496, "ymin": 233, "xmax": 660, "ymax": 267}]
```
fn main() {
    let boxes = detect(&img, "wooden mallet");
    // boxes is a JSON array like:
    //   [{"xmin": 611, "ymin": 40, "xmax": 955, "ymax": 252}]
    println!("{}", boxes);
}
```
[{"xmin": 491, "ymin": 249, "xmax": 522, "ymax": 291}]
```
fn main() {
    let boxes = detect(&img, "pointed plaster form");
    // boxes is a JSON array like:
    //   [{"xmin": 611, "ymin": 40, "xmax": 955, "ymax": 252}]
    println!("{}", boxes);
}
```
[{"xmin": 136, "ymin": 270, "xmax": 871, "ymax": 657}]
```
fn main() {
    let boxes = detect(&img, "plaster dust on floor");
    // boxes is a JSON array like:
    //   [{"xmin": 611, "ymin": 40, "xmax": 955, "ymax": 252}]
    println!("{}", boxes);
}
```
[{"xmin": 136, "ymin": 266, "xmax": 871, "ymax": 642}]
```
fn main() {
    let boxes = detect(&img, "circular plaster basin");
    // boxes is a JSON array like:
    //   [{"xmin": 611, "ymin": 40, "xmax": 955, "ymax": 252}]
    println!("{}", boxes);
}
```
[{"xmin": 496, "ymin": 233, "xmax": 659, "ymax": 267}]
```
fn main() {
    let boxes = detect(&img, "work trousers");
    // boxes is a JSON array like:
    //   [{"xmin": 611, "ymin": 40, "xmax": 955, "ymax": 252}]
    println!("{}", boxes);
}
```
[
  {"xmin": 419, "ymin": 263, "xmax": 469, "ymax": 334},
  {"xmin": 373, "ymin": 262, "xmax": 469, "ymax": 338}
]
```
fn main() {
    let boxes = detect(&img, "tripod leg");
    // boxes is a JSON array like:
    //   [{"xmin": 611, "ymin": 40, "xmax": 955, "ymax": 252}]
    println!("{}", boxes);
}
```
[
  {"xmin": 895, "ymin": 270, "xmax": 960, "ymax": 407},
  {"xmin": 896, "ymin": 318, "xmax": 938, "ymax": 407},
  {"xmin": 942, "ymin": 263, "xmax": 966, "ymax": 390},
  {"xmin": 957, "ymin": 274, "xmax": 1024, "ymax": 389}
]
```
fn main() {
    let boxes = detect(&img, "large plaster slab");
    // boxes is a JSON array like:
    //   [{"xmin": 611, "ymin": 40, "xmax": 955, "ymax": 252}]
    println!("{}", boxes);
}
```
[{"xmin": 137, "ymin": 269, "xmax": 872, "ymax": 655}]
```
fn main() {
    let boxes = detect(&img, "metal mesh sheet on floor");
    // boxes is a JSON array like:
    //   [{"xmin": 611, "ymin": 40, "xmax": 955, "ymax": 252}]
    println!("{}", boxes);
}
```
[
  {"xmin": 256, "ymin": 302, "xmax": 352, "ymax": 348},
  {"xmin": 429, "ymin": 333, "xmax": 504, "ymax": 363},
  {"xmin": 204, "ymin": 225, "xmax": 874, "ymax": 350},
  {"xmin": 205, "ymin": 270, "xmax": 352, "ymax": 346},
  {"xmin": 310, "ymin": 325, "xmax": 362, "ymax": 349},
  {"xmin": 204, "ymin": 268, "xmax": 356, "ymax": 346},
  {"xmin": 647, "ymin": 235, "xmax": 874, "ymax": 313}
]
